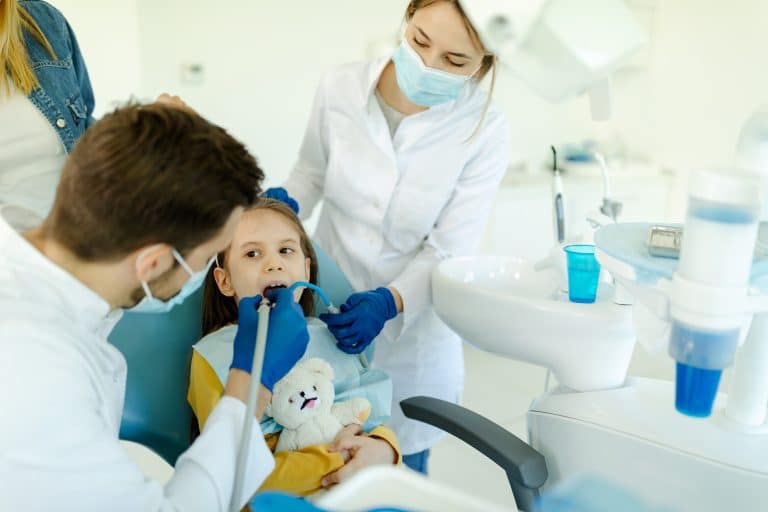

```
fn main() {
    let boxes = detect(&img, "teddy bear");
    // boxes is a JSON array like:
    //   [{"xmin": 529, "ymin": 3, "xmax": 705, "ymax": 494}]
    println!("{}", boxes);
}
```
[{"xmin": 266, "ymin": 358, "xmax": 372, "ymax": 453}]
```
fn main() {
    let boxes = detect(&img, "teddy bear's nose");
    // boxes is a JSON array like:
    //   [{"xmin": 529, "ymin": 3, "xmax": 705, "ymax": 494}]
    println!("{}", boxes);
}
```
[{"xmin": 300, "ymin": 391, "xmax": 305, "ymax": 398}]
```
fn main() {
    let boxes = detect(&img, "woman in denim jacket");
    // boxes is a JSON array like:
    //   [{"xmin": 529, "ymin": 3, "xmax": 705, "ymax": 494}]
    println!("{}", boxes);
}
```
[{"xmin": 0, "ymin": 0, "xmax": 94, "ymax": 217}]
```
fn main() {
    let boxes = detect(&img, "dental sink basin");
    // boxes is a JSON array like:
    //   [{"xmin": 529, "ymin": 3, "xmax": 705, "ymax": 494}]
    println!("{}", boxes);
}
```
[{"xmin": 432, "ymin": 256, "xmax": 636, "ymax": 391}]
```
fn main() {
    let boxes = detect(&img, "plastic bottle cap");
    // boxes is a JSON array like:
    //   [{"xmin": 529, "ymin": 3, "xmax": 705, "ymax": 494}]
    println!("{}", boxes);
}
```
[{"xmin": 674, "ymin": 363, "xmax": 722, "ymax": 418}]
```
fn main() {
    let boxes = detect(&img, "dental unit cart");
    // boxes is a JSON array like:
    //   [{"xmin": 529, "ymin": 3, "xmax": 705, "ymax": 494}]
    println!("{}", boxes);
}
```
[{"xmin": 526, "ymin": 169, "xmax": 768, "ymax": 511}]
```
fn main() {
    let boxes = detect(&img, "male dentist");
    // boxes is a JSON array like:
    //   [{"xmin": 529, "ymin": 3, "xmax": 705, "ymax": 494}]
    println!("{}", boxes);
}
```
[{"xmin": 0, "ymin": 104, "xmax": 309, "ymax": 511}]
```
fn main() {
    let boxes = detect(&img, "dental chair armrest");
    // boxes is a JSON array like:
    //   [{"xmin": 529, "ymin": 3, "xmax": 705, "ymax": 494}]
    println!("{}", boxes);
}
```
[{"xmin": 400, "ymin": 396, "xmax": 547, "ymax": 512}]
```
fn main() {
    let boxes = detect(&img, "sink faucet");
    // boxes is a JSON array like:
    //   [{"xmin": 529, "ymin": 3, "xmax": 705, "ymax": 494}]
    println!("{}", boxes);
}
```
[
  {"xmin": 594, "ymin": 152, "xmax": 623, "ymax": 222},
  {"xmin": 538, "ymin": 149, "xmax": 625, "ymax": 298}
]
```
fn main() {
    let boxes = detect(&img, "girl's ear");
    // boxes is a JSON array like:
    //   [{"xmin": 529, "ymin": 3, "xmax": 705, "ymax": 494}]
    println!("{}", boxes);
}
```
[
  {"xmin": 304, "ymin": 257, "xmax": 311, "ymax": 281},
  {"xmin": 213, "ymin": 267, "xmax": 235, "ymax": 297}
]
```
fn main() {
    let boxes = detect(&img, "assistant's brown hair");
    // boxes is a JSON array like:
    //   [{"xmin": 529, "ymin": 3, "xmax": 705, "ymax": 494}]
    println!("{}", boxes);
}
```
[
  {"xmin": 201, "ymin": 198, "xmax": 318, "ymax": 336},
  {"xmin": 43, "ymin": 103, "xmax": 263, "ymax": 260}
]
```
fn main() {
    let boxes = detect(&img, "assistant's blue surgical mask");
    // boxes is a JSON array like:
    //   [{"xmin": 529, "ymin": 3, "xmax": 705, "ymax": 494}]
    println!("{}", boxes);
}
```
[
  {"xmin": 130, "ymin": 248, "xmax": 215, "ymax": 314},
  {"xmin": 391, "ymin": 39, "xmax": 479, "ymax": 107}
]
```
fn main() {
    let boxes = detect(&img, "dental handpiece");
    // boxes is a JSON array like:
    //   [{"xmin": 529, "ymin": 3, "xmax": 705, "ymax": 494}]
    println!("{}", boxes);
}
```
[
  {"xmin": 288, "ymin": 281, "xmax": 370, "ymax": 369},
  {"xmin": 230, "ymin": 297, "xmax": 270, "ymax": 512}
]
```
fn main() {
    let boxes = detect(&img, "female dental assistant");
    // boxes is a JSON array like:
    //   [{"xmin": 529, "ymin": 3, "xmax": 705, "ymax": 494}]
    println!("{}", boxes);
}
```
[{"xmin": 277, "ymin": 0, "xmax": 511, "ymax": 473}]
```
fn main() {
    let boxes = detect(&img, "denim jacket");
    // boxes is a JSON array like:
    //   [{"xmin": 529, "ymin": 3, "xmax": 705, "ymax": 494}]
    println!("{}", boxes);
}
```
[{"xmin": 20, "ymin": 1, "xmax": 95, "ymax": 153}]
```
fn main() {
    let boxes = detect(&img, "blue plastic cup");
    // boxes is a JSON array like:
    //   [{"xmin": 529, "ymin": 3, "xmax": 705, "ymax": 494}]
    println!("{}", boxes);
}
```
[{"xmin": 564, "ymin": 244, "xmax": 601, "ymax": 303}]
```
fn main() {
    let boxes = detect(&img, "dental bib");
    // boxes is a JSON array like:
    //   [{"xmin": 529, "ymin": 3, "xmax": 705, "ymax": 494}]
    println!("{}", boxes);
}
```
[{"xmin": 193, "ymin": 317, "xmax": 393, "ymax": 434}]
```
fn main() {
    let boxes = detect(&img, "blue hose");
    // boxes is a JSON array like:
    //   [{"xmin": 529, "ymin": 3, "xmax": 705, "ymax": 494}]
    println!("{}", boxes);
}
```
[{"xmin": 288, "ymin": 281, "xmax": 337, "ymax": 312}]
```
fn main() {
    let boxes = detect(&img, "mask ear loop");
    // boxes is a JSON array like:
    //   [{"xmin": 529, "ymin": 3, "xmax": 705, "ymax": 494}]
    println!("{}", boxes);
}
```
[{"xmin": 171, "ymin": 249, "xmax": 194, "ymax": 276}]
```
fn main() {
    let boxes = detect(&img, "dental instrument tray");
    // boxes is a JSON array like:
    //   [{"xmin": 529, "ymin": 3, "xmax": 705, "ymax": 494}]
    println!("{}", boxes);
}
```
[{"xmin": 593, "ymin": 222, "xmax": 768, "ymax": 291}]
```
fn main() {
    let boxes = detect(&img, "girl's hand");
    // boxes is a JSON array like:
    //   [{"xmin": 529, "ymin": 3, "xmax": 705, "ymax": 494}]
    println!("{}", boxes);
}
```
[
  {"xmin": 321, "ymin": 435, "xmax": 397, "ymax": 488},
  {"xmin": 331, "ymin": 424, "xmax": 363, "ymax": 462}
]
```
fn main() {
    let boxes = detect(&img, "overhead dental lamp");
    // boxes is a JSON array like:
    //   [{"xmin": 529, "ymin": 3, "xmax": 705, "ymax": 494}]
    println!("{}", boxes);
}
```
[{"xmin": 461, "ymin": 0, "xmax": 647, "ymax": 119}]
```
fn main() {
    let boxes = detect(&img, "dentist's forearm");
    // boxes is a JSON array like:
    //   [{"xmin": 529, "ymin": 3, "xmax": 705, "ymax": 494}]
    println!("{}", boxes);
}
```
[
  {"xmin": 387, "ymin": 286, "xmax": 404, "ymax": 313},
  {"xmin": 225, "ymin": 368, "xmax": 271, "ymax": 420}
]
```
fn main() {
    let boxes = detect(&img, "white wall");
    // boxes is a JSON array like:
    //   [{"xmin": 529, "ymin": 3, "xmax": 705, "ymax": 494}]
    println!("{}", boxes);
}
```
[
  {"xmin": 50, "ymin": 0, "xmax": 140, "ymax": 117},
  {"xmin": 50, "ymin": 0, "xmax": 768, "ymax": 193},
  {"xmin": 134, "ymin": 1, "xmax": 404, "ymax": 187}
]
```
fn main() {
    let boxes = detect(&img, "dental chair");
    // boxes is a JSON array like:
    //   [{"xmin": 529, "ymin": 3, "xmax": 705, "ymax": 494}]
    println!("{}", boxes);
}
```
[
  {"xmin": 108, "ymin": 242, "xmax": 356, "ymax": 465},
  {"xmin": 108, "ymin": 242, "xmax": 550, "ymax": 510}
]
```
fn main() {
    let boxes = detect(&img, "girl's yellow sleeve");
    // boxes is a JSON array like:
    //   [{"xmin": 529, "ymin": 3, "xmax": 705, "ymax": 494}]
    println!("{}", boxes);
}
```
[
  {"xmin": 259, "ymin": 441, "xmax": 345, "ymax": 496},
  {"xmin": 188, "ymin": 351, "xmax": 346, "ymax": 496},
  {"xmin": 187, "ymin": 350, "xmax": 224, "ymax": 431},
  {"xmin": 261, "ymin": 425, "xmax": 402, "ymax": 496},
  {"xmin": 367, "ymin": 425, "xmax": 403, "ymax": 465}
]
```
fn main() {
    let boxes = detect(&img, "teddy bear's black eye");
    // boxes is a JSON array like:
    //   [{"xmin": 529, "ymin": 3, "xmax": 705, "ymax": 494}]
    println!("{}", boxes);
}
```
[
  {"xmin": 313, "ymin": 385, "xmax": 317, "ymax": 391},
  {"xmin": 288, "ymin": 399, "xmax": 293, "ymax": 404}
]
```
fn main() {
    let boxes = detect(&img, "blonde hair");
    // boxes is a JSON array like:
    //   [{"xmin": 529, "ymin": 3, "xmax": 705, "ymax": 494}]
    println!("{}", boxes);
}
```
[
  {"xmin": 1, "ymin": 0, "xmax": 57, "ymax": 95},
  {"xmin": 405, "ymin": 0, "xmax": 498, "ymax": 140}
]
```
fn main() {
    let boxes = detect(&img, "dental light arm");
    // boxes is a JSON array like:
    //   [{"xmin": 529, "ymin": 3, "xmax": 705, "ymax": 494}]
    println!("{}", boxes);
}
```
[{"xmin": 461, "ymin": 0, "xmax": 646, "ymax": 120}]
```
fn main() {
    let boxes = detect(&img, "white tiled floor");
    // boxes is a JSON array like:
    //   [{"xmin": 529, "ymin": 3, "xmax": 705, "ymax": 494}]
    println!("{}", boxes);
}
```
[{"xmin": 428, "ymin": 341, "xmax": 677, "ymax": 510}]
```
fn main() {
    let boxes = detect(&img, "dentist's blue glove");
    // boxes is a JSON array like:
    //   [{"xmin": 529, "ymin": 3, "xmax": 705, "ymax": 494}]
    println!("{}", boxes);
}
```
[
  {"xmin": 320, "ymin": 287, "xmax": 398, "ymax": 354},
  {"xmin": 262, "ymin": 187, "xmax": 300, "ymax": 215},
  {"xmin": 230, "ymin": 288, "xmax": 310, "ymax": 391}
]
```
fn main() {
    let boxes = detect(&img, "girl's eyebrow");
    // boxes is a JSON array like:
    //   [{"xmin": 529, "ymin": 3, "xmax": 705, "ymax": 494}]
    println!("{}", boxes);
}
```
[{"xmin": 240, "ymin": 238, "xmax": 298, "ymax": 249}]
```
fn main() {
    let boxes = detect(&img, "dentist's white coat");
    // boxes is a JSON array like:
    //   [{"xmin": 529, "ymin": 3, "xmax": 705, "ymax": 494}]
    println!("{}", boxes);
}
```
[
  {"xmin": 0, "ymin": 206, "xmax": 274, "ymax": 511},
  {"xmin": 284, "ymin": 57, "xmax": 511, "ymax": 454}
]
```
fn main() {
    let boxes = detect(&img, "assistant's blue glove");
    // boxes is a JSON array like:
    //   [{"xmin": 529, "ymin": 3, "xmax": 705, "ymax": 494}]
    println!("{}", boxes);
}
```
[
  {"xmin": 262, "ymin": 186, "xmax": 300, "ymax": 215},
  {"xmin": 230, "ymin": 288, "xmax": 310, "ymax": 391},
  {"xmin": 319, "ymin": 287, "xmax": 398, "ymax": 354}
]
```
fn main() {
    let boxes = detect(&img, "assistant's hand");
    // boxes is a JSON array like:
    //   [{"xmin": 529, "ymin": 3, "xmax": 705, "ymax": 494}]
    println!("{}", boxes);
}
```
[
  {"xmin": 230, "ymin": 288, "xmax": 309, "ymax": 391},
  {"xmin": 262, "ymin": 187, "xmax": 300, "ymax": 215},
  {"xmin": 320, "ymin": 287, "xmax": 397, "ymax": 354},
  {"xmin": 321, "ymin": 435, "xmax": 397, "ymax": 488}
]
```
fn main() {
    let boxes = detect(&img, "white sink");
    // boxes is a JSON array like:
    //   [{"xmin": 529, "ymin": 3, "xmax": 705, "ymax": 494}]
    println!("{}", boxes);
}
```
[{"xmin": 432, "ymin": 256, "xmax": 636, "ymax": 391}]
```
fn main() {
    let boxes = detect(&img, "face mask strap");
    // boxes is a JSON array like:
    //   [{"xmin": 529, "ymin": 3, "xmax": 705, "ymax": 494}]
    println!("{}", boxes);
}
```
[
  {"xmin": 141, "ymin": 280, "xmax": 154, "ymax": 301},
  {"xmin": 171, "ymin": 248, "xmax": 195, "ymax": 276}
]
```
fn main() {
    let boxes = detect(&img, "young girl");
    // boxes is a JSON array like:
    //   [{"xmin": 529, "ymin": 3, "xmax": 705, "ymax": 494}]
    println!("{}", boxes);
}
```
[{"xmin": 188, "ymin": 198, "xmax": 400, "ymax": 496}]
